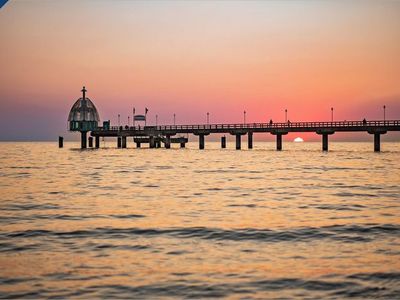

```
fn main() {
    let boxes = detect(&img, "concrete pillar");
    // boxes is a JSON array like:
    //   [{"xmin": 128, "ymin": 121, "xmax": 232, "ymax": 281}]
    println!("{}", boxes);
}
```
[
  {"xmin": 248, "ymin": 132, "xmax": 253, "ymax": 149},
  {"xmin": 322, "ymin": 134, "xmax": 329, "ymax": 151},
  {"xmin": 276, "ymin": 134, "xmax": 282, "ymax": 151},
  {"xmin": 58, "ymin": 136, "xmax": 63, "ymax": 148},
  {"xmin": 180, "ymin": 142, "xmax": 185, "ymax": 148},
  {"xmin": 374, "ymin": 133, "xmax": 381, "ymax": 152},
  {"xmin": 199, "ymin": 134, "xmax": 205, "ymax": 149},
  {"xmin": 156, "ymin": 141, "xmax": 161, "ymax": 148},
  {"xmin": 236, "ymin": 134, "xmax": 241, "ymax": 150},
  {"xmin": 81, "ymin": 131, "xmax": 87, "ymax": 149},
  {"xmin": 149, "ymin": 136, "xmax": 155, "ymax": 148},
  {"xmin": 136, "ymin": 142, "xmax": 141, "ymax": 148},
  {"xmin": 117, "ymin": 136, "xmax": 122, "ymax": 148},
  {"xmin": 165, "ymin": 135, "xmax": 171, "ymax": 149},
  {"xmin": 221, "ymin": 136, "xmax": 226, "ymax": 148},
  {"xmin": 88, "ymin": 136, "xmax": 93, "ymax": 148},
  {"xmin": 95, "ymin": 136, "xmax": 100, "ymax": 148},
  {"xmin": 122, "ymin": 136, "xmax": 127, "ymax": 148}
]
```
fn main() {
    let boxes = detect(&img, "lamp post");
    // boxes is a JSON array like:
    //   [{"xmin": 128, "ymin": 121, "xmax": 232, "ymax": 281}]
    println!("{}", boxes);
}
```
[
  {"xmin": 156, "ymin": 114, "xmax": 158, "ymax": 126},
  {"xmin": 207, "ymin": 112, "xmax": 209, "ymax": 125},
  {"xmin": 244, "ymin": 110, "xmax": 246, "ymax": 124},
  {"xmin": 118, "ymin": 114, "xmax": 120, "ymax": 127},
  {"xmin": 383, "ymin": 105, "xmax": 386, "ymax": 122},
  {"xmin": 285, "ymin": 109, "xmax": 287, "ymax": 123},
  {"xmin": 174, "ymin": 113, "xmax": 176, "ymax": 126},
  {"xmin": 331, "ymin": 107, "xmax": 334, "ymax": 122},
  {"xmin": 128, "ymin": 116, "xmax": 130, "ymax": 127}
]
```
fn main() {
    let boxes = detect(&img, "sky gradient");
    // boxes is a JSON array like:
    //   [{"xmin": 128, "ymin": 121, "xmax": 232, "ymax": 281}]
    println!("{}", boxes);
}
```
[{"xmin": 0, "ymin": 0, "xmax": 399, "ymax": 141}]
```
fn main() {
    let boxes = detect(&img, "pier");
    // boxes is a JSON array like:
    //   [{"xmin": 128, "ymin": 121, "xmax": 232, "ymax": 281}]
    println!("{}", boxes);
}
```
[
  {"xmin": 89, "ymin": 120, "xmax": 399, "ymax": 152},
  {"xmin": 68, "ymin": 87, "xmax": 400, "ymax": 151}
]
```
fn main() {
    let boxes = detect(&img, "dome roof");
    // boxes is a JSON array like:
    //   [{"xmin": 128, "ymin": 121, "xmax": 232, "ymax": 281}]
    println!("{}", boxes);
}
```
[{"xmin": 68, "ymin": 87, "xmax": 100, "ymax": 122}]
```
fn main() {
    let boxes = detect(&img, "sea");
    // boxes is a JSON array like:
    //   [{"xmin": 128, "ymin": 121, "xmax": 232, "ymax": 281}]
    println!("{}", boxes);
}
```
[{"xmin": 0, "ymin": 141, "xmax": 399, "ymax": 299}]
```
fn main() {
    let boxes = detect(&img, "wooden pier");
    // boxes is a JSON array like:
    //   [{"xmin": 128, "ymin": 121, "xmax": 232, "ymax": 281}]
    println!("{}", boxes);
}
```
[{"xmin": 88, "ymin": 120, "xmax": 400, "ymax": 152}]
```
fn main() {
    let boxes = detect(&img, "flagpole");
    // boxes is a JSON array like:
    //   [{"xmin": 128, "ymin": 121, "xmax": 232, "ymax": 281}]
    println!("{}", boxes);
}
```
[{"xmin": 133, "ymin": 107, "xmax": 135, "ymax": 127}]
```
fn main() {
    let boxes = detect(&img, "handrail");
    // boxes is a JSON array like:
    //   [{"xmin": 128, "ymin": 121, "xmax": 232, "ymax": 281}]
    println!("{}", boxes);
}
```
[{"xmin": 96, "ymin": 120, "xmax": 400, "ymax": 132}]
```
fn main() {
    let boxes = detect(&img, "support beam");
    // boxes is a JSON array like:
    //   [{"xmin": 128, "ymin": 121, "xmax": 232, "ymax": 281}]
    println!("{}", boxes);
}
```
[
  {"xmin": 156, "ymin": 141, "xmax": 161, "ymax": 148},
  {"xmin": 88, "ymin": 136, "xmax": 93, "ymax": 148},
  {"xmin": 199, "ymin": 134, "xmax": 205, "ymax": 150},
  {"xmin": 149, "ymin": 136, "xmax": 155, "ymax": 148},
  {"xmin": 58, "ymin": 136, "xmax": 63, "ymax": 148},
  {"xmin": 248, "ymin": 132, "xmax": 253, "ymax": 149},
  {"xmin": 322, "ymin": 134, "xmax": 329, "ymax": 151},
  {"xmin": 236, "ymin": 134, "xmax": 241, "ymax": 150},
  {"xmin": 165, "ymin": 135, "xmax": 171, "ymax": 149},
  {"xmin": 122, "ymin": 136, "xmax": 127, "ymax": 148},
  {"xmin": 180, "ymin": 142, "xmax": 185, "ymax": 148},
  {"xmin": 117, "ymin": 136, "xmax": 122, "ymax": 148},
  {"xmin": 136, "ymin": 142, "xmax": 141, "ymax": 148},
  {"xmin": 276, "ymin": 134, "xmax": 282, "ymax": 151},
  {"xmin": 95, "ymin": 136, "xmax": 100, "ymax": 148},
  {"xmin": 374, "ymin": 133, "xmax": 381, "ymax": 152},
  {"xmin": 81, "ymin": 131, "xmax": 87, "ymax": 149},
  {"xmin": 221, "ymin": 136, "xmax": 226, "ymax": 148}
]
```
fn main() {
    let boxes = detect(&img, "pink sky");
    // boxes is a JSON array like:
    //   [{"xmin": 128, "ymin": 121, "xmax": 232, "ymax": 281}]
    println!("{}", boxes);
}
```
[{"xmin": 0, "ymin": 1, "xmax": 399, "ymax": 141}]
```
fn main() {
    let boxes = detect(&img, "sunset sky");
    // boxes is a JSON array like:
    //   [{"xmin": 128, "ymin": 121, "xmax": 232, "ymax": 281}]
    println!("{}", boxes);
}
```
[{"xmin": 0, "ymin": 0, "xmax": 399, "ymax": 141}]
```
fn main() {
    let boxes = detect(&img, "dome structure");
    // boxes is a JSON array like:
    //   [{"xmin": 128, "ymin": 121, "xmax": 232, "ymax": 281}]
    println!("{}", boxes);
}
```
[{"xmin": 68, "ymin": 87, "xmax": 100, "ymax": 131}]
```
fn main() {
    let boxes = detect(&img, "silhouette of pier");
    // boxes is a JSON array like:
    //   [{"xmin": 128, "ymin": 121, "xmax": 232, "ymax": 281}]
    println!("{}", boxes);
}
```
[
  {"xmin": 67, "ymin": 87, "xmax": 400, "ymax": 151},
  {"xmin": 89, "ymin": 120, "xmax": 399, "ymax": 152}
]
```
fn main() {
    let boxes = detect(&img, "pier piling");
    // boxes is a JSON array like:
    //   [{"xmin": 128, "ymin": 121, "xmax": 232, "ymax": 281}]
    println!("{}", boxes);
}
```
[
  {"xmin": 136, "ymin": 142, "xmax": 141, "ymax": 148},
  {"xmin": 117, "ymin": 137, "xmax": 122, "ymax": 148},
  {"xmin": 322, "ymin": 134, "xmax": 329, "ymax": 151},
  {"xmin": 81, "ymin": 132, "xmax": 87, "ymax": 149},
  {"xmin": 95, "ymin": 136, "xmax": 100, "ymax": 148},
  {"xmin": 165, "ymin": 135, "xmax": 171, "ymax": 149},
  {"xmin": 88, "ymin": 136, "xmax": 93, "ymax": 148},
  {"xmin": 149, "ymin": 136, "xmax": 155, "ymax": 148},
  {"xmin": 374, "ymin": 133, "xmax": 381, "ymax": 152},
  {"xmin": 122, "ymin": 136, "xmax": 127, "ymax": 148},
  {"xmin": 58, "ymin": 136, "xmax": 63, "ymax": 148},
  {"xmin": 235, "ymin": 134, "xmax": 241, "ymax": 150},
  {"xmin": 221, "ymin": 136, "xmax": 226, "ymax": 148},
  {"xmin": 276, "ymin": 134, "xmax": 282, "ymax": 151},
  {"xmin": 248, "ymin": 132, "xmax": 253, "ymax": 149},
  {"xmin": 199, "ymin": 134, "xmax": 205, "ymax": 150}
]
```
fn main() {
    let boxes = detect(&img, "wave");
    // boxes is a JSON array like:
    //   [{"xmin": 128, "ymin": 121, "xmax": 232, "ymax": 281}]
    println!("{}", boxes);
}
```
[
  {"xmin": 1, "ymin": 274, "xmax": 399, "ymax": 298},
  {"xmin": 3, "ymin": 224, "xmax": 399, "ymax": 243}
]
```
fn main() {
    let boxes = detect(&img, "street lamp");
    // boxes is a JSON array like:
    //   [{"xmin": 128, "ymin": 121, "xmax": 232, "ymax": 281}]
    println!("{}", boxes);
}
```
[
  {"xmin": 156, "ymin": 114, "xmax": 158, "ymax": 126},
  {"xmin": 331, "ymin": 107, "xmax": 334, "ymax": 122},
  {"xmin": 174, "ymin": 113, "xmax": 176, "ymax": 125},
  {"xmin": 118, "ymin": 114, "xmax": 120, "ymax": 126},
  {"xmin": 285, "ymin": 109, "xmax": 287, "ymax": 123},
  {"xmin": 207, "ymin": 112, "xmax": 210, "ymax": 125},
  {"xmin": 244, "ymin": 110, "xmax": 246, "ymax": 124},
  {"xmin": 128, "ymin": 116, "xmax": 130, "ymax": 127},
  {"xmin": 383, "ymin": 105, "xmax": 386, "ymax": 122}
]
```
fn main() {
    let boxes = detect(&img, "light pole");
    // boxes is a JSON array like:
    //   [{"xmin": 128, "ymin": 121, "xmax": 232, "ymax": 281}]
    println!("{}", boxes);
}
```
[
  {"xmin": 207, "ymin": 112, "xmax": 209, "ymax": 125},
  {"xmin": 118, "ymin": 114, "xmax": 120, "ymax": 127},
  {"xmin": 156, "ymin": 114, "xmax": 158, "ymax": 126},
  {"xmin": 331, "ymin": 107, "xmax": 334, "ymax": 122},
  {"xmin": 285, "ymin": 109, "xmax": 287, "ymax": 123},
  {"xmin": 383, "ymin": 105, "xmax": 386, "ymax": 122},
  {"xmin": 128, "ymin": 116, "xmax": 130, "ymax": 127},
  {"xmin": 174, "ymin": 113, "xmax": 176, "ymax": 125},
  {"xmin": 244, "ymin": 110, "xmax": 246, "ymax": 124}
]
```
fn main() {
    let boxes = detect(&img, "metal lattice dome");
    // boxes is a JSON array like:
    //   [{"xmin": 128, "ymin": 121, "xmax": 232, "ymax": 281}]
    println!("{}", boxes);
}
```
[{"xmin": 68, "ymin": 87, "xmax": 100, "ymax": 131}]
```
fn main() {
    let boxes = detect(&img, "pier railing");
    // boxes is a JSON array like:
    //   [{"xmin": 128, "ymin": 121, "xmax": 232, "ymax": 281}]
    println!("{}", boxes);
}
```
[{"xmin": 103, "ymin": 120, "xmax": 400, "ymax": 132}]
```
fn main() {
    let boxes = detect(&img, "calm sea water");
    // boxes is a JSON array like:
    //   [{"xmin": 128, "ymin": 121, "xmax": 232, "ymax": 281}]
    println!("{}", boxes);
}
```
[{"xmin": 0, "ymin": 141, "xmax": 399, "ymax": 299}]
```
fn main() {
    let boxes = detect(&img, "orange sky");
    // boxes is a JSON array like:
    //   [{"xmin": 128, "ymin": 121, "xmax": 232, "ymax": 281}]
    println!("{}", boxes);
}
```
[{"xmin": 0, "ymin": 1, "xmax": 399, "ymax": 141}]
